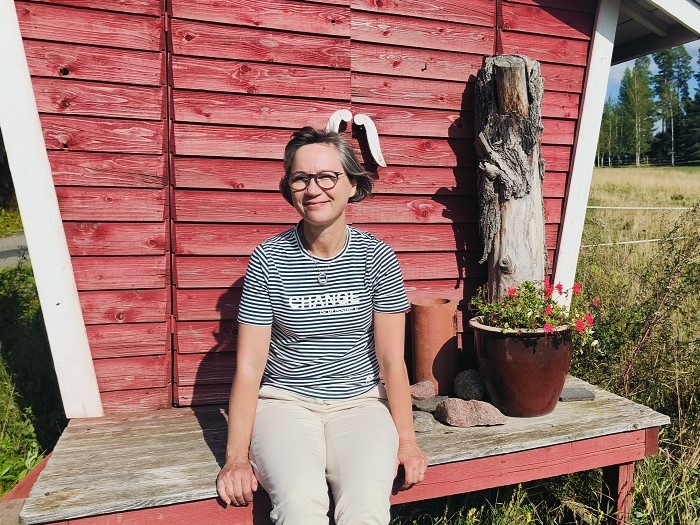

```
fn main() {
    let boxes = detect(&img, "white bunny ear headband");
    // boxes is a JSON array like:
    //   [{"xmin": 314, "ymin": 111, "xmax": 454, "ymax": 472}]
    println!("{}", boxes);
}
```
[{"xmin": 325, "ymin": 109, "xmax": 387, "ymax": 168}]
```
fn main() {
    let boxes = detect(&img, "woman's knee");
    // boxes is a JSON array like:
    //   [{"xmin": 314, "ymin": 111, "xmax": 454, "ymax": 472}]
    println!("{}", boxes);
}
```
[
  {"xmin": 269, "ymin": 487, "xmax": 330, "ymax": 525},
  {"xmin": 334, "ymin": 488, "xmax": 391, "ymax": 525}
]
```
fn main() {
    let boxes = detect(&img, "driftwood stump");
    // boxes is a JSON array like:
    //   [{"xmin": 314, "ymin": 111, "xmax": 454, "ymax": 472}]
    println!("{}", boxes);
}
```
[{"xmin": 474, "ymin": 55, "xmax": 546, "ymax": 300}]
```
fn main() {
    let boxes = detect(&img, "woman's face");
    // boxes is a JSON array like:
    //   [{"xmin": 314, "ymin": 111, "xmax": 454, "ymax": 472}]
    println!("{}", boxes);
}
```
[{"xmin": 288, "ymin": 143, "xmax": 357, "ymax": 228}]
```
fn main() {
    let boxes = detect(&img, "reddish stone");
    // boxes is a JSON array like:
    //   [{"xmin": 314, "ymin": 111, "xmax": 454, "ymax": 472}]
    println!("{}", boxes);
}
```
[
  {"xmin": 410, "ymin": 380, "xmax": 437, "ymax": 400},
  {"xmin": 435, "ymin": 398, "xmax": 506, "ymax": 427}
]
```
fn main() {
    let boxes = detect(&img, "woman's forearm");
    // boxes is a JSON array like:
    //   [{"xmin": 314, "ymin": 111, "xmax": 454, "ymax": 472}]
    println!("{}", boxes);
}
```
[{"xmin": 381, "ymin": 360, "xmax": 417, "ymax": 444}]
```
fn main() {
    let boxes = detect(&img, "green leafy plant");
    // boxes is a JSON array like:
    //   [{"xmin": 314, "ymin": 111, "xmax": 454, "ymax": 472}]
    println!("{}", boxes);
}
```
[{"xmin": 470, "ymin": 280, "xmax": 598, "ymax": 345}]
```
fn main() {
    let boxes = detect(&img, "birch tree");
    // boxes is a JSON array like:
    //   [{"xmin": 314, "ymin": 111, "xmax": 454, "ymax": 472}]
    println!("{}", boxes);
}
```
[{"xmin": 618, "ymin": 57, "xmax": 655, "ymax": 166}]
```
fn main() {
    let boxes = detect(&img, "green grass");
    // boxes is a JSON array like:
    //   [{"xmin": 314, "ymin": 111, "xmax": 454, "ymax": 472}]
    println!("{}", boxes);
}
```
[
  {"xmin": 0, "ymin": 208, "xmax": 22, "ymax": 237},
  {"xmin": 0, "ymin": 261, "xmax": 65, "ymax": 496}
]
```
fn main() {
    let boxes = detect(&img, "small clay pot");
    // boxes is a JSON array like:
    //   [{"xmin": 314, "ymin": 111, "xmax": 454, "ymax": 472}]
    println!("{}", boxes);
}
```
[{"xmin": 411, "ymin": 298, "xmax": 459, "ymax": 395}]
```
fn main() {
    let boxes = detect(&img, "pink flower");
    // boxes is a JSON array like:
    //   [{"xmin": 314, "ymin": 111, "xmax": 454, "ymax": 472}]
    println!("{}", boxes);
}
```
[
  {"xmin": 543, "ymin": 323, "xmax": 555, "ymax": 334},
  {"xmin": 592, "ymin": 297, "xmax": 600, "ymax": 307},
  {"xmin": 573, "ymin": 282, "xmax": 582, "ymax": 295},
  {"xmin": 575, "ymin": 319, "xmax": 585, "ymax": 333},
  {"xmin": 545, "ymin": 304, "xmax": 553, "ymax": 315},
  {"xmin": 543, "ymin": 279, "xmax": 554, "ymax": 298},
  {"xmin": 555, "ymin": 282, "xmax": 564, "ymax": 294},
  {"xmin": 585, "ymin": 312, "xmax": 594, "ymax": 327},
  {"xmin": 507, "ymin": 287, "xmax": 517, "ymax": 297}
]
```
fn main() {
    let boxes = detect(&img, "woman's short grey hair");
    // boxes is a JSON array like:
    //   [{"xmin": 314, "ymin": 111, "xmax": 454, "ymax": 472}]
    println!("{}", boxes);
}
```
[{"xmin": 280, "ymin": 126, "xmax": 377, "ymax": 205}]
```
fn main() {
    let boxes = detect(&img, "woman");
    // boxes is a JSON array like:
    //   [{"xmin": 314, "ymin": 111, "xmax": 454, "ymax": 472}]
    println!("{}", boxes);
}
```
[{"xmin": 216, "ymin": 127, "xmax": 428, "ymax": 525}]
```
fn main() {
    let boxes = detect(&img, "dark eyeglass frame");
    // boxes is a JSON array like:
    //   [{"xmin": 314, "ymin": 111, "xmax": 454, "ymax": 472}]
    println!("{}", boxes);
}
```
[{"xmin": 288, "ymin": 171, "xmax": 345, "ymax": 191}]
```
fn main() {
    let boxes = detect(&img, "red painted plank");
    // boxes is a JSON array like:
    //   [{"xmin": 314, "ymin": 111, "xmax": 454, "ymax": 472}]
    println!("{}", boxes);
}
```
[
  {"xmin": 175, "ymin": 352, "xmax": 235, "ymax": 386},
  {"xmin": 33, "ymin": 78, "xmax": 164, "ymax": 120},
  {"xmin": 542, "ymin": 119, "xmax": 576, "ymax": 145},
  {"xmin": 352, "ymin": 12, "xmax": 493, "ymax": 55},
  {"xmin": 24, "ymin": 41, "xmax": 164, "ymax": 86},
  {"xmin": 79, "ymin": 289, "xmax": 169, "ymax": 325},
  {"xmin": 351, "ymin": 42, "xmax": 481, "ymax": 83},
  {"xmin": 174, "ymin": 288, "xmax": 241, "ymax": 321},
  {"xmin": 94, "ymin": 355, "xmax": 170, "ymax": 392},
  {"xmin": 351, "ymin": 0, "xmax": 495, "ymax": 27},
  {"xmin": 358, "ymin": 224, "xmax": 480, "ymax": 252},
  {"xmin": 501, "ymin": 3, "xmax": 594, "ymax": 41},
  {"xmin": 175, "ymin": 256, "xmax": 248, "ymax": 288},
  {"xmin": 504, "ymin": 0, "xmax": 597, "ymax": 15},
  {"xmin": 87, "ymin": 323, "xmax": 170, "ymax": 359},
  {"xmin": 100, "ymin": 387, "xmax": 170, "ymax": 413},
  {"xmin": 170, "ymin": 19, "xmax": 350, "ymax": 68},
  {"xmin": 542, "ymin": 145, "xmax": 572, "ymax": 172},
  {"xmin": 175, "ymin": 320, "xmax": 237, "ymax": 354},
  {"xmin": 72, "ymin": 255, "xmax": 168, "ymax": 291},
  {"xmin": 49, "ymin": 152, "xmax": 166, "ymax": 188},
  {"xmin": 173, "ymin": 158, "xmax": 284, "ymax": 190},
  {"xmin": 35, "ymin": 0, "xmax": 163, "ymax": 16},
  {"xmin": 56, "ymin": 187, "xmax": 166, "ymax": 222},
  {"xmin": 391, "ymin": 430, "xmax": 649, "ymax": 504},
  {"xmin": 405, "ymin": 279, "xmax": 482, "ymax": 303},
  {"xmin": 352, "ymin": 72, "xmax": 474, "ymax": 111},
  {"xmin": 501, "ymin": 32, "xmax": 590, "ymax": 67},
  {"xmin": 544, "ymin": 172, "xmax": 567, "ymax": 198},
  {"xmin": 377, "ymin": 136, "xmax": 474, "ymax": 167},
  {"xmin": 542, "ymin": 91, "xmax": 580, "ymax": 119},
  {"xmin": 175, "ymin": 126, "xmax": 473, "ymax": 165},
  {"xmin": 397, "ymin": 252, "xmax": 479, "ymax": 280},
  {"xmin": 65, "ymin": 222, "xmax": 168, "ymax": 256},
  {"xmin": 540, "ymin": 63, "xmax": 585, "ymax": 94},
  {"xmin": 172, "ymin": 91, "xmax": 340, "ymax": 129},
  {"xmin": 372, "ymin": 166, "xmax": 474, "ymax": 195},
  {"xmin": 353, "ymin": 195, "xmax": 474, "ymax": 223},
  {"xmin": 41, "ymin": 115, "xmax": 165, "ymax": 154},
  {"xmin": 16, "ymin": 2, "xmax": 163, "ymax": 51},
  {"xmin": 175, "ymin": 224, "xmax": 290, "ymax": 255},
  {"xmin": 173, "ymin": 190, "xmax": 297, "ymax": 223},
  {"xmin": 545, "ymin": 197, "xmax": 564, "ymax": 224},
  {"xmin": 176, "ymin": 384, "xmax": 231, "ymax": 406},
  {"xmin": 171, "ymin": 56, "xmax": 351, "ymax": 99},
  {"xmin": 351, "ymin": 103, "xmax": 473, "ymax": 139},
  {"xmin": 172, "ymin": 0, "xmax": 351, "ymax": 36}
]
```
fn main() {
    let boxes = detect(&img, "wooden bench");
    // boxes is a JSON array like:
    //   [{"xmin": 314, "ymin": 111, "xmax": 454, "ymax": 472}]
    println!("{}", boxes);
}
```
[{"xmin": 18, "ymin": 377, "xmax": 668, "ymax": 525}]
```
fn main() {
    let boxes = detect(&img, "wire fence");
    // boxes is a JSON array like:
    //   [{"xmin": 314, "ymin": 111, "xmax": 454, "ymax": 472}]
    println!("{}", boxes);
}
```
[{"xmin": 582, "ymin": 205, "xmax": 691, "ymax": 248}]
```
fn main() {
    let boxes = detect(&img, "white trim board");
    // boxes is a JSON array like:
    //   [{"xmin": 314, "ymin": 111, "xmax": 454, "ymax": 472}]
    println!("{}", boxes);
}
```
[
  {"xmin": 0, "ymin": 0, "xmax": 103, "ymax": 418},
  {"xmin": 553, "ymin": 0, "xmax": 621, "ymax": 306},
  {"xmin": 647, "ymin": 0, "xmax": 700, "ymax": 33}
]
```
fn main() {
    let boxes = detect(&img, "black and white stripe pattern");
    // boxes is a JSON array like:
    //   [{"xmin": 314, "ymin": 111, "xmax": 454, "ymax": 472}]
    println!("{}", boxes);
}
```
[{"xmin": 238, "ymin": 225, "xmax": 410, "ymax": 399}]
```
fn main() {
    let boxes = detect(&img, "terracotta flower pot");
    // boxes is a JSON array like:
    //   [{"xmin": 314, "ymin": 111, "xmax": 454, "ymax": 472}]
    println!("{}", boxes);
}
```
[
  {"xmin": 469, "ymin": 316, "xmax": 572, "ymax": 417},
  {"xmin": 410, "ymin": 298, "xmax": 459, "ymax": 395}
]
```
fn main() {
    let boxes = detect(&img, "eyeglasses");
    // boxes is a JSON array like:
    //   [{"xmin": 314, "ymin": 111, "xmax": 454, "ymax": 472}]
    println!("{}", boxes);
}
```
[{"xmin": 288, "ymin": 171, "xmax": 344, "ymax": 191}]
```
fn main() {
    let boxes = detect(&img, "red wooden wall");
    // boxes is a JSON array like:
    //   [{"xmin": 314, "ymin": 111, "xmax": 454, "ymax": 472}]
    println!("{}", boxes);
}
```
[{"xmin": 18, "ymin": 0, "xmax": 596, "ymax": 411}]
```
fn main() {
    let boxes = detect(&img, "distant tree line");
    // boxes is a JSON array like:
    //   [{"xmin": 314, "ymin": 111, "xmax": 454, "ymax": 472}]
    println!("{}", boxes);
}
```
[{"xmin": 597, "ymin": 45, "xmax": 700, "ymax": 167}]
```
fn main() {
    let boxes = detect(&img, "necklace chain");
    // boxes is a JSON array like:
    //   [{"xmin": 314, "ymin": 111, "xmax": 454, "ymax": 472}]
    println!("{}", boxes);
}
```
[{"xmin": 298, "ymin": 225, "xmax": 347, "ymax": 286}]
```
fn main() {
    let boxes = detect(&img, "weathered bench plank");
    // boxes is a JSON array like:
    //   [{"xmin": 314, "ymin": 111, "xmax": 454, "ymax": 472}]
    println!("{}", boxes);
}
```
[{"xmin": 20, "ymin": 377, "xmax": 668, "ymax": 524}]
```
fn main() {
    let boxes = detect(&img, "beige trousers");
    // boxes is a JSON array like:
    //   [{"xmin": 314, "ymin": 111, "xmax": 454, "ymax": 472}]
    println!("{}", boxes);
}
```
[{"xmin": 249, "ymin": 385, "xmax": 399, "ymax": 525}]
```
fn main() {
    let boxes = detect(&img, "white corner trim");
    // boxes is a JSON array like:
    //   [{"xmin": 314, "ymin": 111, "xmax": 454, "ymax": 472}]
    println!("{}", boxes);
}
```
[
  {"xmin": 553, "ymin": 0, "xmax": 620, "ymax": 307},
  {"xmin": 647, "ymin": 0, "xmax": 700, "ymax": 34},
  {"xmin": 0, "ymin": 1, "xmax": 103, "ymax": 418}
]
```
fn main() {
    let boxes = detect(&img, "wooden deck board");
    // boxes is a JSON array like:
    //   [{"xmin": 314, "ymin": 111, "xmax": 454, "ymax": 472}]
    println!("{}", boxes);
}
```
[{"xmin": 20, "ymin": 377, "xmax": 668, "ymax": 525}]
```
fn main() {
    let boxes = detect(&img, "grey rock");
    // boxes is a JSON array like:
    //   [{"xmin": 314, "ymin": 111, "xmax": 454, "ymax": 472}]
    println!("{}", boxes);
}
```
[
  {"xmin": 434, "ymin": 398, "xmax": 506, "ymax": 428},
  {"xmin": 412, "ymin": 411, "xmax": 435, "ymax": 432},
  {"xmin": 413, "ymin": 395, "xmax": 448, "ymax": 413},
  {"xmin": 453, "ymin": 369, "xmax": 488, "ymax": 401},
  {"xmin": 410, "ymin": 380, "xmax": 437, "ymax": 400}
]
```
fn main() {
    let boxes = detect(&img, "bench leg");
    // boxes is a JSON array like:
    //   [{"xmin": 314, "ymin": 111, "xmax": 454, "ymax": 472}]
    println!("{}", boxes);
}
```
[{"xmin": 602, "ymin": 462, "xmax": 635, "ymax": 525}]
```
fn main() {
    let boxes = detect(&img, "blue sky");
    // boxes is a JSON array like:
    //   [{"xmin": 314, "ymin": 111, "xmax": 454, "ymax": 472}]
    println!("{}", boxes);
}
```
[{"xmin": 606, "ymin": 39, "xmax": 700, "ymax": 100}]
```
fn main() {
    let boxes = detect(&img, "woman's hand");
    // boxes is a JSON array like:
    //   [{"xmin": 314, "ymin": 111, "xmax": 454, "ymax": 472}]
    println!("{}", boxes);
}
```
[
  {"xmin": 216, "ymin": 457, "xmax": 259, "ymax": 506},
  {"xmin": 396, "ymin": 440, "xmax": 429, "ymax": 489}
]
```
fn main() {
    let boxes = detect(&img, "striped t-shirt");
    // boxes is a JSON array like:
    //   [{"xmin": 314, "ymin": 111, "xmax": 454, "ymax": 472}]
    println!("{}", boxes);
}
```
[{"xmin": 238, "ymin": 224, "xmax": 410, "ymax": 399}]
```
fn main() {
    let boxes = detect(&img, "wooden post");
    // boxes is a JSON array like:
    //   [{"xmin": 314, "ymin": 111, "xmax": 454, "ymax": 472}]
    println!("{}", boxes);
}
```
[
  {"xmin": 602, "ymin": 462, "xmax": 635, "ymax": 524},
  {"xmin": 474, "ymin": 55, "xmax": 546, "ymax": 300}
]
